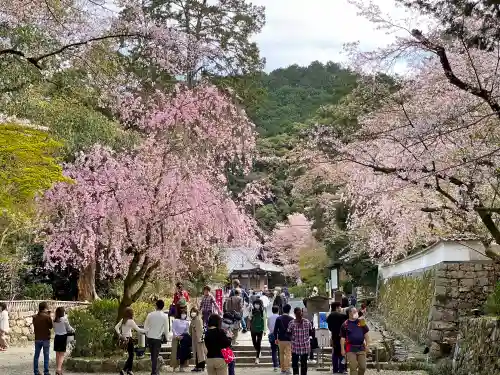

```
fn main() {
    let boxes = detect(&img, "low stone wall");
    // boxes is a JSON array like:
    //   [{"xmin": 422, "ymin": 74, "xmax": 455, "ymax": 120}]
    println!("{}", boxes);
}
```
[
  {"xmin": 4, "ymin": 301, "xmax": 88, "ymax": 345},
  {"xmin": 453, "ymin": 316, "xmax": 500, "ymax": 375}
]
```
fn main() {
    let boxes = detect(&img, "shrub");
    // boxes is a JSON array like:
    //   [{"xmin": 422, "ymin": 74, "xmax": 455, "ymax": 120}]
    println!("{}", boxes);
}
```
[
  {"xmin": 485, "ymin": 281, "xmax": 500, "ymax": 316},
  {"xmin": 288, "ymin": 285, "xmax": 307, "ymax": 298},
  {"xmin": 24, "ymin": 283, "xmax": 53, "ymax": 300},
  {"xmin": 68, "ymin": 308, "xmax": 116, "ymax": 357}
]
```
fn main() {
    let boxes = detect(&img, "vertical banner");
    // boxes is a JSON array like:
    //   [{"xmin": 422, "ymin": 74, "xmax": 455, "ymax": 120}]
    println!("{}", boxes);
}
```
[{"xmin": 215, "ymin": 288, "xmax": 223, "ymax": 313}]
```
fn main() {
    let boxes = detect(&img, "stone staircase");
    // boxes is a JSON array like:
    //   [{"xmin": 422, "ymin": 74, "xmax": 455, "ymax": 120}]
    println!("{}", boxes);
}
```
[{"xmin": 159, "ymin": 344, "xmax": 337, "ymax": 368}]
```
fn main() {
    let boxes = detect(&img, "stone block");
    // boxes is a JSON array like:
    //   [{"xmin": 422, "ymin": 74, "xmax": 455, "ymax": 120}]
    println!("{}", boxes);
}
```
[
  {"xmin": 428, "ymin": 329, "xmax": 443, "ymax": 341},
  {"xmin": 430, "ymin": 321, "xmax": 456, "ymax": 330},
  {"xmin": 435, "ymin": 285, "xmax": 447, "ymax": 296},
  {"xmin": 474, "ymin": 264, "xmax": 484, "ymax": 271},
  {"xmin": 447, "ymin": 264, "xmax": 459, "ymax": 272},
  {"xmin": 460, "ymin": 278, "xmax": 475, "ymax": 287}
]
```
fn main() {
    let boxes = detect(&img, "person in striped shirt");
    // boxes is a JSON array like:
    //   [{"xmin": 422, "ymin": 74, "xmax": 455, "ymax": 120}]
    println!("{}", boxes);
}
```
[{"xmin": 287, "ymin": 307, "xmax": 313, "ymax": 375}]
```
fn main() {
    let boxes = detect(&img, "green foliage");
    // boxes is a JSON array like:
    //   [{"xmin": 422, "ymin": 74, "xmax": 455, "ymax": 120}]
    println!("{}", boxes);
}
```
[
  {"xmin": 378, "ymin": 271, "xmax": 435, "ymax": 344},
  {"xmin": 88, "ymin": 299, "xmax": 153, "ymax": 327},
  {"xmin": 2, "ymin": 89, "xmax": 138, "ymax": 162},
  {"xmin": 248, "ymin": 61, "xmax": 358, "ymax": 137},
  {"xmin": 69, "ymin": 299, "xmax": 154, "ymax": 358},
  {"xmin": 68, "ymin": 308, "xmax": 116, "ymax": 358},
  {"xmin": 0, "ymin": 123, "xmax": 68, "ymax": 214},
  {"xmin": 288, "ymin": 285, "xmax": 308, "ymax": 298},
  {"xmin": 299, "ymin": 246, "xmax": 329, "ymax": 288},
  {"xmin": 23, "ymin": 283, "xmax": 53, "ymax": 300},
  {"xmin": 485, "ymin": 281, "xmax": 500, "ymax": 316}
]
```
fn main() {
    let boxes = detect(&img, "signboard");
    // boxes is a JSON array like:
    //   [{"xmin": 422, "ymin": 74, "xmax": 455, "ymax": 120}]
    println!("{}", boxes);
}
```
[
  {"xmin": 318, "ymin": 312, "xmax": 328, "ymax": 329},
  {"xmin": 330, "ymin": 268, "xmax": 338, "ymax": 290},
  {"xmin": 215, "ymin": 289, "xmax": 223, "ymax": 312}
]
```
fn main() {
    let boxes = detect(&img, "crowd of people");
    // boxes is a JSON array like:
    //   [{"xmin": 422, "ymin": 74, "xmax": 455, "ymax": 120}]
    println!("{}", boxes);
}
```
[{"xmin": 0, "ymin": 282, "xmax": 369, "ymax": 375}]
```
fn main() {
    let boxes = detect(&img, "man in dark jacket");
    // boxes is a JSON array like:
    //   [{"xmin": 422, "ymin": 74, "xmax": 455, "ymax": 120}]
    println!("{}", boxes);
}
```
[
  {"xmin": 274, "ymin": 304, "xmax": 294, "ymax": 374},
  {"xmin": 327, "ymin": 302, "xmax": 347, "ymax": 374},
  {"xmin": 33, "ymin": 301, "xmax": 53, "ymax": 375}
]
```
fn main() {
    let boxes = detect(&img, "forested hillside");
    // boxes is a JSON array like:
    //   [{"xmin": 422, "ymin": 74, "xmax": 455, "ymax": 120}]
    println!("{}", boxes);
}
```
[
  {"xmin": 248, "ymin": 61, "xmax": 358, "ymax": 137},
  {"xmin": 238, "ymin": 61, "xmax": 359, "ymax": 232}
]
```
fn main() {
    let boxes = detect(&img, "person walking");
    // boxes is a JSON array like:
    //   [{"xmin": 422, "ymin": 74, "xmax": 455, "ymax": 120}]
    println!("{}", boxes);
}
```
[
  {"xmin": 115, "ymin": 307, "xmax": 146, "ymax": 375},
  {"xmin": 171, "ymin": 308, "xmax": 191, "ymax": 372},
  {"xmin": 340, "ymin": 307, "xmax": 370, "ymax": 375},
  {"xmin": 224, "ymin": 288, "xmax": 243, "ymax": 345},
  {"xmin": 200, "ymin": 286, "xmax": 221, "ymax": 326},
  {"xmin": 272, "ymin": 287, "xmax": 284, "ymax": 315},
  {"xmin": 248, "ymin": 298, "xmax": 266, "ymax": 364},
  {"xmin": 327, "ymin": 302, "xmax": 347, "ymax": 374},
  {"xmin": 274, "ymin": 304, "xmax": 294, "ymax": 375},
  {"xmin": 33, "ymin": 301, "xmax": 53, "ymax": 375},
  {"xmin": 229, "ymin": 280, "xmax": 249, "ymax": 333},
  {"xmin": 189, "ymin": 307, "xmax": 206, "ymax": 372},
  {"xmin": 53, "ymin": 307, "xmax": 75, "ymax": 375},
  {"xmin": 204, "ymin": 314, "xmax": 232, "ymax": 375},
  {"xmin": 144, "ymin": 300, "xmax": 170, "ymax": 375},
  {"xmin": 267, "ymin": 305, "xmax": 280, "ymax": 372},
  {"xmin": 287, "ymin": 307, "xmax": 312, "ymax": 375},
  {"xmin": 0, "ymin": 302, "xmax": 9, "ymax": 351}
]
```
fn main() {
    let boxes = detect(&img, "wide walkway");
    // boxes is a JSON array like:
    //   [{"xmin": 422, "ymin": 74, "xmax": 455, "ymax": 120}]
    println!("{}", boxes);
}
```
[{"xmin": 0, "ymin": 346, "xmax": 427, "ymax": 375}]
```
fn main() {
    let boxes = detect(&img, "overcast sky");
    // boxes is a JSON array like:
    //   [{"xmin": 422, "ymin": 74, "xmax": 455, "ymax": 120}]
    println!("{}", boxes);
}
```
[{"xmin": 251, "ymin": 0, "xmax": 412, "ymax": 72}]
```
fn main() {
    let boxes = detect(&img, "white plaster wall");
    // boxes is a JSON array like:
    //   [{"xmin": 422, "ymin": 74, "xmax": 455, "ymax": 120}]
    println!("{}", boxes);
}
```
[{"xmin": 379, "ymin": 241, "xmax": 490, "ymax": 279}]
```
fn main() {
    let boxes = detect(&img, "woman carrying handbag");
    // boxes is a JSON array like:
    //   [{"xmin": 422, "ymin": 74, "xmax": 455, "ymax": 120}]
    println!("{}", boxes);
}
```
[{"xmin": 115, "ymin": 307, "xmax": 146, "ymax": 375}]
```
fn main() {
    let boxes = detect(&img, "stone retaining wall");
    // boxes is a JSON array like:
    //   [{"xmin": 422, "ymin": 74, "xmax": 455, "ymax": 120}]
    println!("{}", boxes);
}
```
[
  {"xmin": 453, "ymin": 316, "xmax": 500, "ymax": 375},
  {"xmin": 428, "ymin": 261, "xmax": 500, "ymax": 357},
  {"xmin": 377, "ymin": 260, "xmax": 500, "ymax": 359}
]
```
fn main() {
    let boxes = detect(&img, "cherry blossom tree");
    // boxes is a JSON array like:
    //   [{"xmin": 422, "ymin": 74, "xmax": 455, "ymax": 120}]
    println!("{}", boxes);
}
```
[
  {"xmin": 308, "ymin": 1, "xmax": 500, "ymax": 262},
  {"xmin": 14, "ymin": 0, "xmax": 262, "ymax": 303},
  {"xmin": 41, "ymin": 81, "xmax": 258, "ymax": 307},
  {"xmin": 265, "ymin": 213, "xmax": 317, "ymax": 279}
]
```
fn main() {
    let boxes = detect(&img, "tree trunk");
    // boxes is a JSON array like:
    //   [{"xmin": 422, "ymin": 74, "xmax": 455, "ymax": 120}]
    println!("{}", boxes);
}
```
[
  {"xmin": 117, "ymin": 282, "xmax": 134, "ymax": 323},
  {"xmin": 77, "ymin": 262, "xmax": 100, "ymax": 302}
]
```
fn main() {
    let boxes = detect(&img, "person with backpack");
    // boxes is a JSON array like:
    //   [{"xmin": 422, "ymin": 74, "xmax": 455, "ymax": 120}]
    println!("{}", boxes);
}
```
[
  {"xmin": 224, "ymin": 288, "xmax": 243, "ymax": 345},
  {"xmin": 248, "ymin": 297, "xmax": 267, "ymax": 364},
  {"xmin": 229, "ymin": 280, "xmax": 249, "ymax": 333},
  {"xmin": 115, "ymin": 307, "xmax": 146, "ymax": 375},
  {"xmin": 274, "ymin": 304, "xmax": 294, "ymax": 374},
  {"xmin": 340, "ymin": 307, "xmax": 370, "ymax": 375}
]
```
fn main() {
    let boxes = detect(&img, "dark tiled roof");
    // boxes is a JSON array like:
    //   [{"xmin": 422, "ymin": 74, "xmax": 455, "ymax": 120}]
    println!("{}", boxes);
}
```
[{"xmin": 225, "ymin": 247, "xmax": 283, "ymax": 273}]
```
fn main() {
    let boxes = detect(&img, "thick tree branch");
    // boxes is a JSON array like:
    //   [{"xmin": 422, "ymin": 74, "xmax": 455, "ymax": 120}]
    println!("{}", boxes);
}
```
[
  {"xmin": 412, "ymin": 29, "xmax": 500, "ymax": 119},
  {"xmin": 0, "ymin": 33, "xmax": 140, "ymax": 70},
  {"xmin": 131, "ymin": 261, "xmax": 160, "ymax": 301}
]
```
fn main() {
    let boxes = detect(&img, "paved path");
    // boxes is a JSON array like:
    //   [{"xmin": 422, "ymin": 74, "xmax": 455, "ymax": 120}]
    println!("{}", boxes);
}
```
[{"xmin": 0, "ymin": 347, "xmax": 428, "ymax": 375}]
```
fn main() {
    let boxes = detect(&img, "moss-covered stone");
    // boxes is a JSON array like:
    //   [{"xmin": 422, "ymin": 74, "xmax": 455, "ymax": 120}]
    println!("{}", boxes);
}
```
[
  {"xmin": 378, "ymin": 270, "xmax": 435, "ymax": 344},
  {"xmin": 454, "ymin": 317, "xmax": 500, "ymax": 375}
]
